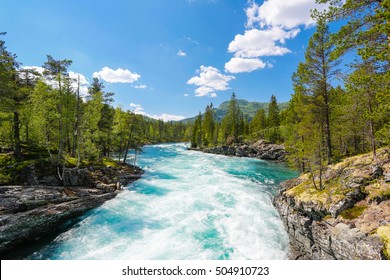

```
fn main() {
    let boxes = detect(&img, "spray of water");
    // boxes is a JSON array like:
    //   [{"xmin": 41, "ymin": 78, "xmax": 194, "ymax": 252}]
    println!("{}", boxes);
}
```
[{"xmin": 29, "ymin": 143, "xmax": 297, "ymax": 260}]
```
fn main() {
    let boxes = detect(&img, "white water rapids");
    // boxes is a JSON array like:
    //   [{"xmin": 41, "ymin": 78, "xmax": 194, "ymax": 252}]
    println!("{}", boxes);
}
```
[{"xmin": 29, "ymin": 143, "xmax": 297, "ymax": 260}]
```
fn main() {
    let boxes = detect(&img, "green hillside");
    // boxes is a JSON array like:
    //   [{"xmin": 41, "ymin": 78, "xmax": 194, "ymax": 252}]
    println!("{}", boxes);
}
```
[{"xmin": 180, "ymin": 99, "xmax": 289, "ymax": 123}]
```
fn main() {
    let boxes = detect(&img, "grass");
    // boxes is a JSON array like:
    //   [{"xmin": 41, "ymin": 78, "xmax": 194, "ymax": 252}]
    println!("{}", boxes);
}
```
[
  {"xmin": 366, "ymin": 182, "xmax": 390, "ymax": 202},
  {"xmin": 65, "ymin": 156, "xmax": 120, "ymax": 168},
  {"xmin": 377, "ymin": 225, "xmax": 390, "ymax": 259},
  {"xmin": 339, "ymin": 205, "xmax": 367, "ymax": 220},
  {"xmin": 285, "ymin": 177, "xmax": 349, "ymax": 210}
]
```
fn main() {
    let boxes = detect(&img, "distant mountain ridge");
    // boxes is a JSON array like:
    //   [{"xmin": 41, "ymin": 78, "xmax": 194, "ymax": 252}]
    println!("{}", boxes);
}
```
[{"xmin": 180, "ymin": 99, "xmax": 289, "ymax": 123}]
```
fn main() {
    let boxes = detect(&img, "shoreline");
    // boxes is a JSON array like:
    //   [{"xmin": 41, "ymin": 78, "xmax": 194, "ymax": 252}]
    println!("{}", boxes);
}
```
[
  {"xmin": 0, "ymin": 161, "xmax": 144, "ymax": 259},
  {"xmin": 188, "ymin": 140, "xmax": 287, "ymax": 161}
]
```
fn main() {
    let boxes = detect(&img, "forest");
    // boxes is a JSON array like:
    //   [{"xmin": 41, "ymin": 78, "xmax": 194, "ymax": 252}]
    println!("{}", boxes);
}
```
[
  {"xmin": 191, "ymin": 0, "xmax": 389, "ymax": 188},
  {"xmin": 1, "ymin": 0, "xmax": 389, "ymax": 186},
  {"xmin": 0, "ymin": 41, "xmax": 190, "ymax": 182}
]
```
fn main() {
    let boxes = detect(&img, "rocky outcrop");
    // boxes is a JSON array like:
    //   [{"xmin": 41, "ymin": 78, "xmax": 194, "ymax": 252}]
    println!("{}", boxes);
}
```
[
  {"xmin": 274, "ymin": 148, "xmax": 390, "ymax": 259},
  {"xmin": 0, "ymin": 162, "xmax": 143, "ymax": 257},
  {"xmin": 195, "ymin": 140, "xmax": 286, "ymax": 161}
]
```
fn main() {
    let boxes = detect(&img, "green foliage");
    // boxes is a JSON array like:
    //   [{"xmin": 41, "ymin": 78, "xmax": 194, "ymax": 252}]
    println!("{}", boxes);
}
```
[
  {"xmin": 0, "ymin": 35, "xmax": 190, "ymax": 171},
  {"xmin": 202, "ymin": 104, "xmax": 215, "ymax": 147}
]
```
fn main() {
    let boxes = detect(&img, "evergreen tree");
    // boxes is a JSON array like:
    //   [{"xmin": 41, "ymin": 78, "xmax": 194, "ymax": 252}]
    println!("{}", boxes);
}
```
[
  {"xmin": 0, "ymin": 34, "xmax": 25, "ymax": 157},
  {"xmin": 266, "ymin": 95, "xmax": 281, "ymax": 143},
  {"xmin": 304, "ymin": 19, "xmax": 339, "ymax": 163},
  {"xmin": 250, "ymin": 108, "xmax": 266, "ymax": 139},
  {"xmin": 202, "ymin": 103, "xmax": 215, "ymax": 147},
  {"xmin": 220, "ymin": 93, "xmax": 241, "ymax": 145}
]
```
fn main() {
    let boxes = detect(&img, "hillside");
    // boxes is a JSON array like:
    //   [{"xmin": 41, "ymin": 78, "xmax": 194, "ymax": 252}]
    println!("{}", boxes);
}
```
[{"xmin": 180, "ymin": 99, "xmax": 289, "ymax": 123}]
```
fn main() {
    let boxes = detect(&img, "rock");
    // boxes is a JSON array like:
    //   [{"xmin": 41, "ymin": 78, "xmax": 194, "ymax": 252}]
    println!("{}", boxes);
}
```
[
  {"xmin": 199, "ymin": 140, "xmax": 287, "ymax": 161},
  {"xmin": 274, "ymin": 148, "xmax": 390, "ymax": 259},
  {"xmin": 62, "ymin": 168, "xmax": 95, "ymax": 187},
  {"xmin": 370, "ymin": 164, "xmax": 383, "ymax": 179},
  {"xmin": 0, "ymin": 162, "xmax": 144, "ymax": 256}
]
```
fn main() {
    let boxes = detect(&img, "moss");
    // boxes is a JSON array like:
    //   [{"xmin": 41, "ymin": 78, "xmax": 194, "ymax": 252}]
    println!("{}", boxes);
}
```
[
  {"xmin": 65, "ymin": 157, "xmax": 78, "ymax": 168},
  {"xmin": 365, "ymin": 181, "xmax": 390, "ymax": 203},
  {"xmin": 285, "ymin": 177, "xmax": 348, "ymax": 209},
  {"xmin": 102, "ymin": 157, "xmax": 119, "ymax": 168},
  {"xmin": 377, "ymin": 225, "xmax": 390, "ymax": 259},
  {"xmin": 340, "ymin": 205, "xmax": 367, "ymax": 220}
]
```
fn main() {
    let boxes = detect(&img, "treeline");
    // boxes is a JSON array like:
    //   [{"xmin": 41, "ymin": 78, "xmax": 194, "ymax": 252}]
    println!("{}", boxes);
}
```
[
  {"xmin": 0, "ymin": 35, "xmax": 189, "ymax": 167},
  {"xmin": 192, "ymin": 0, "xmax": 389, "ymax": 189},
  {"xmin": 191, "ymin": 93, "xmax": 282, "ymax": 148}
]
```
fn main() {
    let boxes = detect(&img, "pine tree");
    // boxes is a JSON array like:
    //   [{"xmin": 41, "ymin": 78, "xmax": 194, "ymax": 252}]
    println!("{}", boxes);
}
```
[
  {"xmin": 267, "ymin": 95, "xmax": 281, "ymax": 143},
  {"xmin": 202, "ymin": 103, "xmax": 215, "ymax": 147},
  {"xmin": 250, "ymin": 108, "xmax": 266, "ymax": 139},
  {"xmin": 0, "ymin": 34, "xmax": 24, "ymax": 157}
]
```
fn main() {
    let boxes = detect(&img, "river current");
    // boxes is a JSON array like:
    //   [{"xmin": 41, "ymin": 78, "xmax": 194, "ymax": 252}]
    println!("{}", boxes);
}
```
[{"xmin": 29, "ymin": 143, "xmax": 297, "ymax": 260}]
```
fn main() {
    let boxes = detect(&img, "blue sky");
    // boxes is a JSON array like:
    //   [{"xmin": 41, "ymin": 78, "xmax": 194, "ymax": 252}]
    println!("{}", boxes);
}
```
[{"xmin": 1, "ymin": 0, "xmax": 327, "ymax": 121}]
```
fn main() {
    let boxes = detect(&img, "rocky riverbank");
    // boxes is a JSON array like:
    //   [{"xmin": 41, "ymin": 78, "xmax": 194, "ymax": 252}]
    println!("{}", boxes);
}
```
[
  {"xmin": 273, "ymin": 148, "xmax": 390, "ymax": 259},
  {"xmin": 190, "ymin": 140, "xmax": 286, "ymax": 161},
  {"xmin": 0, "ymin": 160, "xmax": 143, "ymax": 258}
]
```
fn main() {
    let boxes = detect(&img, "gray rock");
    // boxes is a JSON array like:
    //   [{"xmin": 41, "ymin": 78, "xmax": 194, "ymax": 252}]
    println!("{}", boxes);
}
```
[{"xmin": 0, "ymin": 163, "xmax": 144, "ymax": 256}]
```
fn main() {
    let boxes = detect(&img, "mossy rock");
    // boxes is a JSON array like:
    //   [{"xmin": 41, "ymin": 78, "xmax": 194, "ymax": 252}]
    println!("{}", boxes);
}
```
[
  {"xmin": 339, "ymin": 205, "xmax": 367, "ymax": 220},
  {"xmin": 285, "ymin": 177, "xmax": 349, "ymax": 210},
  {"xmin": 102, "ymin": 157, "xmax": 119, "ymax": 168},
  {"xmin": 377, "ymin": 225, "xmax": 390, "ymax": 259},
  {"xmin": 65, "ymin": 157, "xmax": 78, "ymax": 168},
  {"xmin": 366, "ymin": 182, "xmax": 390, "ymax": 203}
]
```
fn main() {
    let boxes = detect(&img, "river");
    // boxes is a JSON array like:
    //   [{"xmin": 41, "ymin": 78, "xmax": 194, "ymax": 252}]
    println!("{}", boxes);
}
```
[{"xmin": 28, "ymin": 143, "xmax": 297, "ymax": 260}]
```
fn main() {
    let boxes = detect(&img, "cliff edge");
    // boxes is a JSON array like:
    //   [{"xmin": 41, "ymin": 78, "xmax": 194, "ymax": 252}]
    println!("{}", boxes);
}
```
[
  {"xmin": 274, "ymin": 148, "xmax": 390, "ymax": 260},
  {"xmin": 0, "ymin": 159, "xmax": 143, "ymax": 258}
]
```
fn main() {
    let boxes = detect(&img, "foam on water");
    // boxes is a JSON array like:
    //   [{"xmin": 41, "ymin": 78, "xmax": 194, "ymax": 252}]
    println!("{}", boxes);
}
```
[{"xmin": 29, "ymin": 143, "xmax": 297, "ymax": 260}]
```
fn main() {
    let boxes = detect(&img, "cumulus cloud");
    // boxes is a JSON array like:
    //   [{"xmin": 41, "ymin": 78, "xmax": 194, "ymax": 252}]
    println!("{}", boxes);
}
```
[
  {"xmin": 22, "ymin": 66, "xmax": 89, "ymax": 96},
  {"xmin": 93, "ymin": 67, "xmax": 140, "ymax": 83},
  {"xmin": 68, "ymin": 71, "xmax": 89, "ymax": 96},
  {"xmin": 246, "ymin": 0, "xmax": 326, "ymax": 30},
  {"xmin": 226, "ymin": 0, "xmax": 328, "ymax": 73},
  {"xmin": 187, "ymin": 65, "xmax": 235, "ymax": 97},
  {"xmin": 130, "ymin": 103, "xmax": 185, "ymax": 122},
  {"xmin": 225, "ymin": 57, "xmax": 266, "ymax": 73},
  {"xmin": 228, "ymin": 27, "xmax": 299, "ymax": 58},
  {"xmin": 177, "ymin": 50, "xmax": 187, "ymax": 57}
]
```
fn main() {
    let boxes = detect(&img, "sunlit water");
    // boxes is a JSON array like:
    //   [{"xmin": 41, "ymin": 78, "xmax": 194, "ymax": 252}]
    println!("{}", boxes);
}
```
[{"xmin": 29, "ymin": 143, "xmax": 297, "ymax": 260}]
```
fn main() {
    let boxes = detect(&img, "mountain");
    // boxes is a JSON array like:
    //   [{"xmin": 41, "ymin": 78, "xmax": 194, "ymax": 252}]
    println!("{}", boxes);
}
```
[{"xmin": 180, "ymin": 99, "xmax": 289, "ymax": 123}]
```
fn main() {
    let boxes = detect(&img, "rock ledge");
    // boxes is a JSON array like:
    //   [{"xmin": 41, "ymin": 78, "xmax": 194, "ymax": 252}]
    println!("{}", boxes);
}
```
[
  {"xmin": 273, "ymin": 148, "xmax": 390, "ymax": 259},
  {"xmin": 0, "ymin": 162, "xmax": 143, "ymax": 257}
]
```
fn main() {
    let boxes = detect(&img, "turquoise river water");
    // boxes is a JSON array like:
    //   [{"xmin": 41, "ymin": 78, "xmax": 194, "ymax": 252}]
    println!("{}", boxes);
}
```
[{"xmin": 29, "ymin": 143, "xmax": 297, "ymax": 260}]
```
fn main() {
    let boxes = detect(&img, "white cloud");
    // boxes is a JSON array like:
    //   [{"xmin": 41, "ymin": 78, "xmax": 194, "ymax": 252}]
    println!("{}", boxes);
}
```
[
  {"xmin": 151, "ymin": 113, "xmax": 186, "ymax": 122},
  {"xmin": 183, "ymin": 93, "xmax": 189, "ymax": 97},
  {"xmin": 226, "ymin": 0, "xmax": 327, "ymax": 73},
  {"xmin": 68, "ymin": 71, "xmax": 89, "ymax": 96},
  {"xmin": 225, "ymin": 57, "xmax": 266, "ymax": 73},
  {"xmin": 246, "ymin": 0, "xmax": 327, "ymax": 30},
  {"xmin": 130, "ymin": 103, "xmax": 185, "ymax": 121},
  {"xmin": 187, "ymin": 65, "xmax": 235, "ymax": 97},
  {"xmin": 228, "ymin": 27, "xmax": 299, "ymax": 58},
  {"xmin": 177, "ymin": 50, "xmax": 187, "ymax": 57},
  {"xmin": 134, "ymin": 84, "xmax": 147, "ymax": 89},
  {"xmin": 93, "ymin": 66, "xmax": 140, "ymax": 83},
  {"xmin": 129, "ymin": 103, "xmax": 142, "ymax": 108},
  {"xmin": 22, "ymin": 66, "xmax": 89, "ymax": 96}
]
